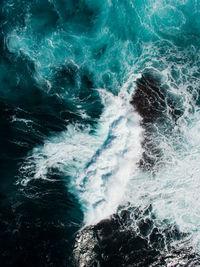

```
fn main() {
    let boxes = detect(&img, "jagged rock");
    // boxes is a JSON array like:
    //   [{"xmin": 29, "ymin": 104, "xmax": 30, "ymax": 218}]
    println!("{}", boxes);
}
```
[
  {"xmin": 130, "ymin": 71, "xmax": 183, "ymax": 172},
  {"xmin": 72, "ymin": 205, "xmax": 199, "ymax": 267}
]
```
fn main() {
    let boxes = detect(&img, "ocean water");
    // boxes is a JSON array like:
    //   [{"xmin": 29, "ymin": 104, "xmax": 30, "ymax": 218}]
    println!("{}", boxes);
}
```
[{"xmin": 1, "ymin": 0, "xmax": 200, "ymax": 266}]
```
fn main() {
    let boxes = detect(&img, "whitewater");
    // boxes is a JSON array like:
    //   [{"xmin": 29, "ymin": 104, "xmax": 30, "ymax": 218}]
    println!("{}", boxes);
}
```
[{"xmin": 1, "ymin": 0, "xmax": 200, "ymax": 266}]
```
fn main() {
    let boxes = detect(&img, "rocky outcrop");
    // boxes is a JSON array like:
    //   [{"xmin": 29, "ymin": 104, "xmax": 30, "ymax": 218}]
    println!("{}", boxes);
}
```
[
  {"xmin": 130, "ymin": 71, "xmax": 183, "ymax": 172},
  {"xmin": 72, "ymin": 205, "xmax": 198, "ymax": 267}
]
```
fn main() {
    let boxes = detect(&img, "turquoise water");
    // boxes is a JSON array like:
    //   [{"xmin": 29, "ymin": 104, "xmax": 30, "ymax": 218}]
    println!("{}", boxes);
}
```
[{"xmin": 1, "ymin": 0, "xmax": 200, "ymax": 266}]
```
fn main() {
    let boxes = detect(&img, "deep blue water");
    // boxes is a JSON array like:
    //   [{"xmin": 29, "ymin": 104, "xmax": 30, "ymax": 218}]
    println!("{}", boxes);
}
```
[{"xmin": 1, "ymin": 0, "xmax": 200, "ymax": 266}]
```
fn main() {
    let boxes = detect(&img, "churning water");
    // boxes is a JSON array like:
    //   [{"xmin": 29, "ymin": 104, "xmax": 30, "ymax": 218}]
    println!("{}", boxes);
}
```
[{"xmin": 1, "ymin": 0, "xmax": 200, "ymax": 266}]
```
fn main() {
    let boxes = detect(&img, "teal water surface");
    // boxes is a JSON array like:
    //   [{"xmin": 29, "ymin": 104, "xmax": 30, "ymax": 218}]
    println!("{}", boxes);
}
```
[{"xmin": 1, "ymin": 0, "xmax": 200, "ymax": 266}]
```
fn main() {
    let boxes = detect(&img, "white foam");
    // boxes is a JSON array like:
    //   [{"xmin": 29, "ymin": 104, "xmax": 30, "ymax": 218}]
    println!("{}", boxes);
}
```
[
  {"xmin": 76, "ymin": 88, "xmax": 143, "ymax": 224},
  {"xmin": 18, "ymin": 36, "xmax": 200, "ymax": 252},
  {"xmin": 20, "ymin": 86, "xmax": 143, "ymax": 225},
  {"xmin": 124, "ymin": 44, "xmax": 200, "ymax": 251},
  {"xmin": 125, "ymin": 112, "xmax": 200, "ymax": 250}
]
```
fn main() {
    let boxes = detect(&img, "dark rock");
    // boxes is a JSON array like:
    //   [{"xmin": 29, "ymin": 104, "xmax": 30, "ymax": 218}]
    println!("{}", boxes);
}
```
[
  {"xmin": 72, "ymin": 206, "xmax": 199, "ymax": 267},
  {"xmin": 130, "ymin": 71, "xmax": 183, "ymax": 172},
  {"xmin": 131, "ymin": 72, "xmax": 167, "ymax": 124}
]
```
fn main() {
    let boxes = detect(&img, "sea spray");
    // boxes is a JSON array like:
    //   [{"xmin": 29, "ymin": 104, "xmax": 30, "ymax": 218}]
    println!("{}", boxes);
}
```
[{"xmin": 1, "ymin": 0, "xmax": 200, "ymax": 266}]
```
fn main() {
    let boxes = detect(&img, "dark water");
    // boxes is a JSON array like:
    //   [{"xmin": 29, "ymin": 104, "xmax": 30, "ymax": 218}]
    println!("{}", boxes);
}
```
[{"xmin": 1, "ymin": 0, "xmax": 200, "ymax": 266}]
